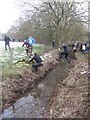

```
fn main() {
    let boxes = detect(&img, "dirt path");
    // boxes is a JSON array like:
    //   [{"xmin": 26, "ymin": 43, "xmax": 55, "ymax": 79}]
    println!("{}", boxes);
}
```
[{"xmin": 43, "ymin": 53, "xmax": 89, "ymax": 118}]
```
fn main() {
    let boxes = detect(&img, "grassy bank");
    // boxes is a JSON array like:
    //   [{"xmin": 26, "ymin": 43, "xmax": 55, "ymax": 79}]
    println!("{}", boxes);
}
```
[{"xmin": 0, "ymin": 44, "xmax": 50, "ymax": 79}]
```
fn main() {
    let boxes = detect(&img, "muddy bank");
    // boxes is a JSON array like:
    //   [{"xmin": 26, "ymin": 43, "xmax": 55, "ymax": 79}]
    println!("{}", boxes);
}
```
[
  {"xmin": 2, "ymin": 58, "xmax": 75, "ymax": 118},
  {"xmin": 2, "ymin": 49, "xmax": 76, "ymax": 111},
  {"xmin": 43, "ymin": 54, "xmax": 89, "ymax": 118},
  {"xmin": 2, "ymin": 50, "xmax": 60, "ymax": 109}
]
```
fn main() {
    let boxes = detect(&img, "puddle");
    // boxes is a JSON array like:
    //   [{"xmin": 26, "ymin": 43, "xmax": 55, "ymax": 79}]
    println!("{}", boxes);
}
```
[{"xmin": 1, "ymin": 61, "xmax": 73, "ymax": 118}]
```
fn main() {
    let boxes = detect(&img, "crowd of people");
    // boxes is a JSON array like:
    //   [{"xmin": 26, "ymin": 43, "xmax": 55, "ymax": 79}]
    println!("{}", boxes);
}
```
[
  {"xmin": 59, "ymin": 40, "xmax": 90, "ymax": 63},
  {"xmin": 70, "ymin": 41, "xmax": 90, "ymax": 54},
  {"xmin": 3, "ymin": 34, "xmax": 90, "ymax": 71},
  {"xmin": 4, "ymin": 35, "xmax": 43, "ymax": 71}
]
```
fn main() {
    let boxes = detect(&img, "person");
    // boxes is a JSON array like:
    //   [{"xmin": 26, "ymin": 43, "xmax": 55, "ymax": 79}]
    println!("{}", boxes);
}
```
[
  {"xmin": 82, "ymin": 43, "xmax": 86, "ymax": 54},
  {"xmin": 4, "ymin": 35, "xmax": 11, "ymax": 51},
  {"xmin": 59, "ymin": 42, "xmax": 70, "ymax": 63},
  {"xmin": 85, "ymin": 41, "xmax": 90, "ymax": 53},
  {"xmin": 71, "ymin": 39, "xmax": 75, "ymax": 49},
  {"xmin": 87, "ymin": 42, "xmax": 90, "ymax": 52},
  {"xmin": 27, "ymin": 36, "xmax": 36, "ymax": 53},
  {"xmin": 73, "ymin": 44, "xmax": 76, "ymax": 53},
  {"xmin": 22, "ymin": 40, "xmax": 29, "ymax": 47},
  {"xmin": 22, "ymin": 40, "xmax": 29, "ymax": 55},
  {"xmin": 12, "ymin": 39, "xmax": 15, "ymax": 42},
  {"xmin": 79, "ymin": 42, "xmax": 83, "ymax": 52},
  {"xmin": 51, "ymin": 40, "xmax": 55, "ymax": 48},
  {"xmin": 29, "ymin": 53, "xmax": 43, "ymax": 71}
]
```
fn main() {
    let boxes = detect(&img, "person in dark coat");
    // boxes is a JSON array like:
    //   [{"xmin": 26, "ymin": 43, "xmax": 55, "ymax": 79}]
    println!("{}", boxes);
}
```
[
  {"xmin": 51, "ymin": 40, "xmax": 55, "ymax": 48},
  {"xmin": 59, "ymin": 42, "xmax": 70, "ymax": 63},
  {"xmin": 29, "ymin": 53, "xmax": 43, "ymax": 71},
  {"xmin": 22, "ymin": 40, "xmax": 30, "ymax": 55},
  {"xmin": 4, "ymin": 35, "xmax": 11, "ymax": 51}
]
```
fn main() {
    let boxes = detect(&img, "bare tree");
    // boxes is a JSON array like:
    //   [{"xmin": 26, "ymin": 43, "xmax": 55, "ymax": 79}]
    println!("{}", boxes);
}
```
[{"xmin": 8, "ymin": 0, "xmax": 88, "ymax": 45}]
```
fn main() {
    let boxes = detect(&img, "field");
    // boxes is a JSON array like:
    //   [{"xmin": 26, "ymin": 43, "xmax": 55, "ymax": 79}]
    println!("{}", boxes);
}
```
[{"xmin": 0, "ymin": 41, "xmax": 49, "ymax": 79}]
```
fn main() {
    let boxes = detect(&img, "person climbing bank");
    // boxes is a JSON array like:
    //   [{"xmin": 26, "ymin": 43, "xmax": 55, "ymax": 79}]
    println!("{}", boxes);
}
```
[{"xmin": 29, "ymin": 52, "xmax": 43, "ymax": 71}]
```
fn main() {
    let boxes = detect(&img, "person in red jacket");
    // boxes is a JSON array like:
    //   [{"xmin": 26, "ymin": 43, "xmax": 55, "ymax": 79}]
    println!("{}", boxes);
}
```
[{"xmin": 22, "ymin": 40, "xmax": 30, "ymax": 55}]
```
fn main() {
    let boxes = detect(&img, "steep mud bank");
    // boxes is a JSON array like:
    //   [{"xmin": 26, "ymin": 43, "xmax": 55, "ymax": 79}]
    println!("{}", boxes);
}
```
[
  {"xmin": 2, "ymin": 50, "xmax": 60, "ymax": 109},
  {"xmin": 1, "ymin": 58, "xmax": 75, "ymax": 118},
  {"xmin": 2, "ymin": 49, "xmax": 76, "ymax": 111},
  {"xmin": 43, "ymin": 54, "xmax": 89, "ymax": 118}
]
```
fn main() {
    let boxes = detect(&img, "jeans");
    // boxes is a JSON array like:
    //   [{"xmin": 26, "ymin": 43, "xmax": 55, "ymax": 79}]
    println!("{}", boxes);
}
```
[{"xmin": 32, "ymin": 63, "xmax": 43, "ymax": 71}]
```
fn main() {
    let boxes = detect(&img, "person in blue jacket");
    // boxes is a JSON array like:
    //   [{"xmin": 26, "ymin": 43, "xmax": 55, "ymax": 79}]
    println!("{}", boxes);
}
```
[{"xmin": 28, "ymin": 36, "xmax": 36, "ymax": 53}]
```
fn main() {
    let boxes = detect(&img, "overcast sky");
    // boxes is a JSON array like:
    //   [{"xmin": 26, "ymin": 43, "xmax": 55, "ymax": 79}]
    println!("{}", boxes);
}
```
[
  {"xmin": 0, "ymin": 0, "xmax": 88, "ymax": 33},
  {"xmin": 0, "ymin": 0, "xmax": 20, "ymax": 33}
]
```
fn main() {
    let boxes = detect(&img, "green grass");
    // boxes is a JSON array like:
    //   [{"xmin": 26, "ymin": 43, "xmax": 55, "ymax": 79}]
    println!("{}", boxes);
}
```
[{"xmin": 0, "ymin": 44, "xmax": 50, "ymax": 79}]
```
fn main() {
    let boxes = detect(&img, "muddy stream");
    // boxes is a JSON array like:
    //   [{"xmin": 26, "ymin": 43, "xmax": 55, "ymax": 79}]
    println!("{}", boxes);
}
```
[{"xmin": 1, "ymin": 61, "xmax": 73, "ymax": 118}]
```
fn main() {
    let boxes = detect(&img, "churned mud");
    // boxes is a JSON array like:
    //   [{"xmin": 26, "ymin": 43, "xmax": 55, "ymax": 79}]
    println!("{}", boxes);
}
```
[
  {"xmin": 2, "ymin": 50, "xmax": 88, "ymax": 119},
  {"xmin": 2, "ymin": 50, "xmax": 60, "ymax": 110},
  {"xmin": 43, "ymin": 53, "xmax": 89, "ymax": 118}
]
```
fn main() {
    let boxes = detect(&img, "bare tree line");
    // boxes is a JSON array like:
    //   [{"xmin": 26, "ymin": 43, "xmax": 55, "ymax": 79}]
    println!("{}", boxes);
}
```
[{"xmin": 7, "ymin": 0, "xmax": 88, "ymax": 45}]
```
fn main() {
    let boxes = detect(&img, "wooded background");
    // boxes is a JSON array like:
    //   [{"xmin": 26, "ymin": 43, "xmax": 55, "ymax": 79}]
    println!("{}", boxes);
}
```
[{"xmin": 7, "ymin": 0, "xmax": 88, "ymax": 46}]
